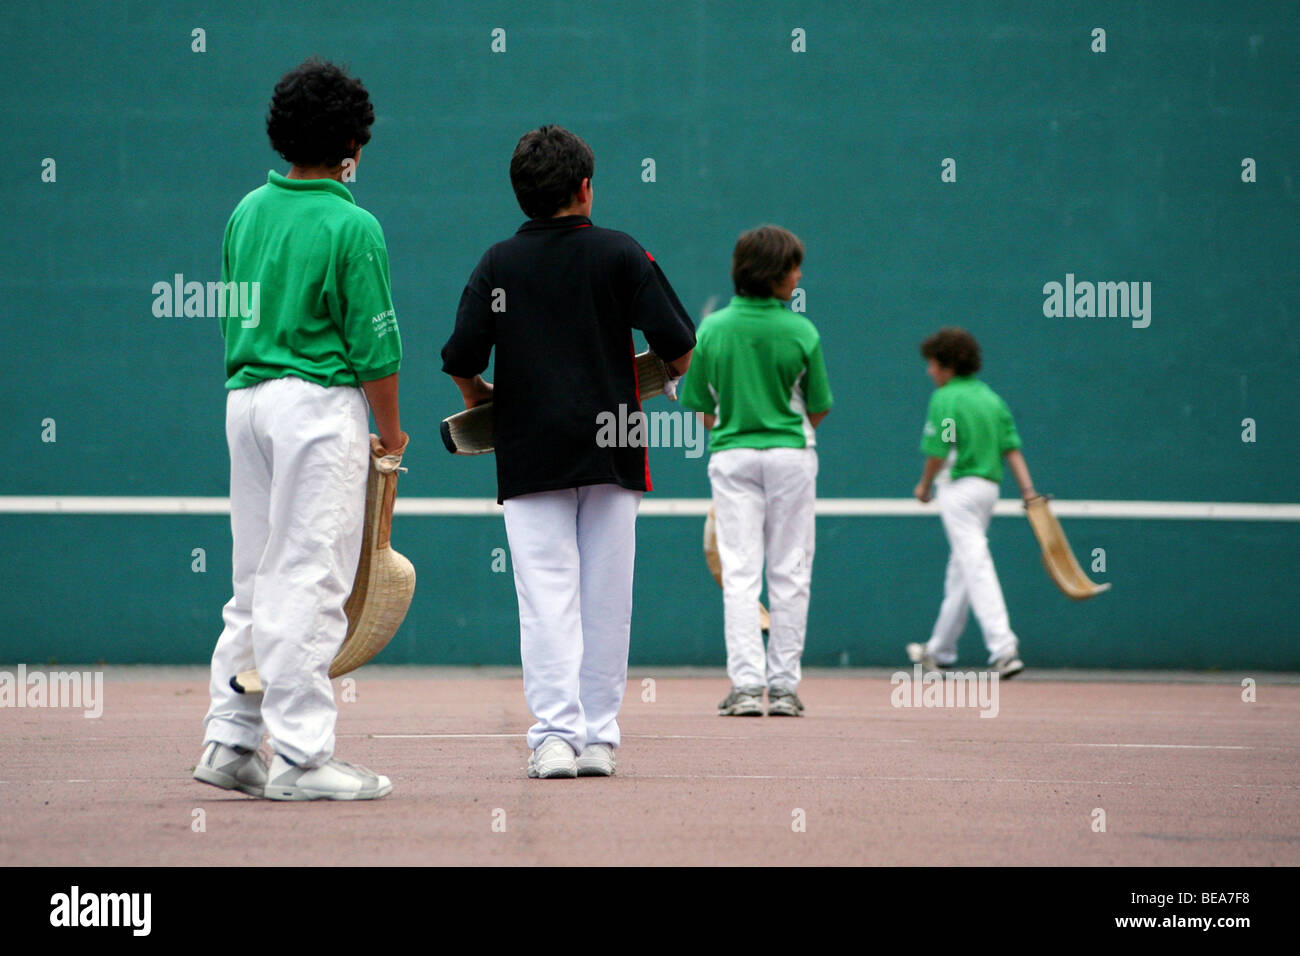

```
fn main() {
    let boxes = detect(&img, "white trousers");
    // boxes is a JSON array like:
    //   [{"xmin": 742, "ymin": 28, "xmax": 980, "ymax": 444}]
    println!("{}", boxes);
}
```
[
  {"xmin": 203, "ymin": 376, "xmax": 368, "ymax": 768},
  {"xmin": 503, "ymin": 483, "xmax": 642, "ymax": 752},
  {"xmin": 926, "ymin": 476, "xmax": 1019, "ymax": 665},
  {"xmin": 707, "ymin": 447, "xmax": 817, "ymax": 691}
]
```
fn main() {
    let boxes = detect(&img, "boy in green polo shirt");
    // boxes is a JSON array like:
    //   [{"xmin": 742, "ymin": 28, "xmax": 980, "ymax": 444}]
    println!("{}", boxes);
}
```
[
  {"xmin": 680, "ymin": 225, "xmax": 832, "ymax": 717},
  {"xmin": 909, "ymin": 327, "xmax": 1036, "ymax": 678},
  {"xmin": 195, "ymin": 59, "xmax": 404, "ymax": 801}
]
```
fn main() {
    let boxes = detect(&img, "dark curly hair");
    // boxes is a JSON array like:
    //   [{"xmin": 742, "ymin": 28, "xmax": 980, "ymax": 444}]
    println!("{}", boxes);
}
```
[
  {"xmin": 266, "ymin": 58, "xmax": 374, "ymax": 168},
  {"xmin": 509, "ymin": 126, "xmax": 595, "ymax": 219},
  {"xmin": 732, "ymin": 225, "xmax": 804, "ymax": 298},
  {"xmin": 920, "ymin": 327, "xmax": 982, "ymax": 376}
]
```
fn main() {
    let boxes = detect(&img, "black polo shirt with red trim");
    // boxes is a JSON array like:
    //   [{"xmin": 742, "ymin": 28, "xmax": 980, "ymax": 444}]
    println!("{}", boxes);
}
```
[{"xmin": 441, "ymin": 215, "xmax": 697, "ymax": 503}]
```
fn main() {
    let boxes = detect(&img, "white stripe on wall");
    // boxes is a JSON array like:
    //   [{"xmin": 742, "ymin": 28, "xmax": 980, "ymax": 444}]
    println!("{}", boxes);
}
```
[{"xmin": 0, "ymin": 496, "xmax": 1297, "ymax": 521}]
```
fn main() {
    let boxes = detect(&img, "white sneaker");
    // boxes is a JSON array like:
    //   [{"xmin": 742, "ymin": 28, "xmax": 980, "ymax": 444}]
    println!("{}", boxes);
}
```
[
  {"xmin": 993, "ymin": 654, "xmax": 1025, "ymax": 679},
  {"xmin": 193, "ymin": 742, "xmax": 268, "ymax": 797},
  {"xmin": 906, "ymin": 642, "xmax": 945, "ymax": 673},
  {"xmin": 263, "ymin": 754, "xmax": 393, "ymax": 801},
  {"xmin": 527, "ymin": 736, "xmax": 577, "ymax": 778},
  {"xmin": 575, "ymin": 743, "xmax": 616, "ymax": 777}
]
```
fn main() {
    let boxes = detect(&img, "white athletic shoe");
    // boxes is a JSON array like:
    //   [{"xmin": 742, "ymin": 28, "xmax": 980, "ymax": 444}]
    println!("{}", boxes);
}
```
[
  {"xmin": 906, "ymin": 642, "xmax": 945, "ymax": 673},
  {"xmin": 193, "ymin": 741, "xmax": 268, "ymax": 797},
  {"xmin": 263, "ymin": 754, "xmax": 393, "ymax": 801},
  {"xmin": 993, "ymin": 654, "xmax": 1025, "ymax": 679},
  {"xmin": 575, "ymin": 743, "xmax": 616, "ymax": 777},
  {"xmin": 527, "ymin": 736, "xmax": 577, "ymax": 779}
]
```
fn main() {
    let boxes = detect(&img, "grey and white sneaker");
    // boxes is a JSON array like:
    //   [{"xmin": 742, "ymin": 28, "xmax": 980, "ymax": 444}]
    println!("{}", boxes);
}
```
[
  {"xmin": 527, "ymin": 735, "xmax": 577, "ymax": 778},
  {"xmin": 193, "ymin": 741, "xmax": 268, "ymax": 797},
  {"xmin": 767, "ymin": 686, "xmax": 805, "ymax": 717},
  {"xmin": 263, "ymin": 754, "xmax": 393, "ymax": 801},
  {"xmin": 992, "ymin": 654, "xmax": 1025, "ymax": 679},
  {"xmin": 575, "ymin": 743, "xmax": 616, "ymax": 777},
  {"xmin": 718, "ymin": 686, "xmax": 765, "ymax": 716}
]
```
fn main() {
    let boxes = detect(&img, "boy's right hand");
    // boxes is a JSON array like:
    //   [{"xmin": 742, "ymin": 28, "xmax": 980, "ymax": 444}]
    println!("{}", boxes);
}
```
[
  {"xmin": 914, "ymin": 482, "xmax": 933, "ymax": 504},
  {"xmin": 451, "ymin": 374, "xmax": 494, "ymax": 409}
]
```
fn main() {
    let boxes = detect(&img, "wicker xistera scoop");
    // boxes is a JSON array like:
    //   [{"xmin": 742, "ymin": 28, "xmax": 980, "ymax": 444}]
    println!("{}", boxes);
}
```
[
  {"xmin": 231, "ymin": 437, "xmax": 416, "ymax": 694},
  {"xmin": 1024, "ymin": 494, "xmax": 1111, "ymax": 600},
  {"xmin": 704, "ymin": 505, "xmax": 772, "ymax": 633}
]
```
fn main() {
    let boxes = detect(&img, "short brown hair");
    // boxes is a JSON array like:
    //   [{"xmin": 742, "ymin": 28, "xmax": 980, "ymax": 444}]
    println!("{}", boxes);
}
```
[
  {"xmin": 731, "ymin": 225, "xmax": 803, "ymax": 298},
  {"xmin": 509, "ymin": 125, "xmax": 595, "ymax": 219},
  {"xmin": 920, "ymin": 327, "xmax": 982, "ymax": 376}
]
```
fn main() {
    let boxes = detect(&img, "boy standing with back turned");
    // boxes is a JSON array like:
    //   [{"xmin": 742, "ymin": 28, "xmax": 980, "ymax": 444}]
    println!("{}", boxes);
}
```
[
  {"xmin": 442, "ymin": 126, "xmax": 695, "ymax": 779},
  {"xmin": 679, "ymin": 226, "xmax": 832, "ymax": 718},
  {"xmin": 195, "ymin": 58, "xmax": 405, "ymax": 801}
]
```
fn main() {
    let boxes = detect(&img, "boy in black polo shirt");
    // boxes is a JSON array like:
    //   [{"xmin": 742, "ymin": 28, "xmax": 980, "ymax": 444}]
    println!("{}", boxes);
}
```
[{"xmin": 442, "ymin": 126, "xmax": 695, "ymax": 778}]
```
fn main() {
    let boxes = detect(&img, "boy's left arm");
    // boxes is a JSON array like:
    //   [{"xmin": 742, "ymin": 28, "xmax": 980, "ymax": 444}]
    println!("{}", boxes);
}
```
[
  {"xmin": 361, "ymin": 373, "xmax": 406, "ymax": 454},
  {"xmin": 625, "ymin": 246, "xmax": 696, "ymax": 373},
  {"xmin": 999, "ymin": 399, "xmax": 1036, "ymax": 500},
  {"xmin": 450, "ymin": 373, "xmax": 493, "ymax": 408},
  {"xmin": 804, "ymin": 336, "xmax": 833, "ymax": 429},
  {"xmin": 219, "ymin": 216, "xmax": 235, "ymax": 342},
  {"xmin": 339, "ymin": 238, "xmax": 404, "ymax": 450},
  {"xmin": 1003, "ymin": 449, "xmax": 1037, "ymax": 501}
]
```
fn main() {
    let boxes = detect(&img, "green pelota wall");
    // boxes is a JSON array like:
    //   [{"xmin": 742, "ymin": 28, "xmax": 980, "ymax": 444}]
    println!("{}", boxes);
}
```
[{"xmin": 2, "ymin": 1, "xmax": 1296, "ymax": 668}]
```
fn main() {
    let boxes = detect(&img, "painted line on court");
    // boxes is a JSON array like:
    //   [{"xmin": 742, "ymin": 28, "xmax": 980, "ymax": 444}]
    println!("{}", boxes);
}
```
[
  {"xmin": 369, "ymin": 733, "xmax": 920, "ymax": 742},
  {"xmin": 2, "ymin": 496, "xmax": 1298, "ymax": 521},
  {"xmin": 366, "ymin": 734, "xmax": 1261, "ymax": 750},
  {"xmin": 628, "ymin": 774, "xmax": 1299, "ymax": 789},
  {"xmin": 7, "ymin": 777, "xmax": 1294, "ymax": 790},
  {"xmin": 1065, "ymin": 743, "xmax": 1251, "ymax": 750},
  {"xmin": 623, "ymin": 734, "xmax": 919, "ymax": 742},
  {"xmin": 371, "ymin": 738, "xmax": 522, "ymax": 743}
]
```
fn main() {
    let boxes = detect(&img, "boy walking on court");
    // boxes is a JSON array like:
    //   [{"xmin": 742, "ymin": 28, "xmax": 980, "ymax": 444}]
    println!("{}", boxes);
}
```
[
  {"xmin": 195, "ymin": 59, "xmax": 405, "ymax": 800},
  {"xmin": 441, "ymin": 126, "xmax": 695, "ymax": 778},
  {"xmin": 679, "ymin": 226, "xmax": 832, "ymax": 717},
  {"xmin": 909, "ymin": 327, "xmax": 1035, "ymax": 678}
]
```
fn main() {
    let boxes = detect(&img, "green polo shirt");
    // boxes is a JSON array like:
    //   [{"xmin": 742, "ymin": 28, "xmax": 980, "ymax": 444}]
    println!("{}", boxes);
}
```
[
  {"xmin": 220, "ymin": 171, "xmax": 402, "ymax": 389},
  {"xmin": 679, "ymin": 295, "xmax": 832, "ymax": 451},
  {"xmin": 920, "ymin": 376, "xmax": 1021, "ymax": 482}
]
